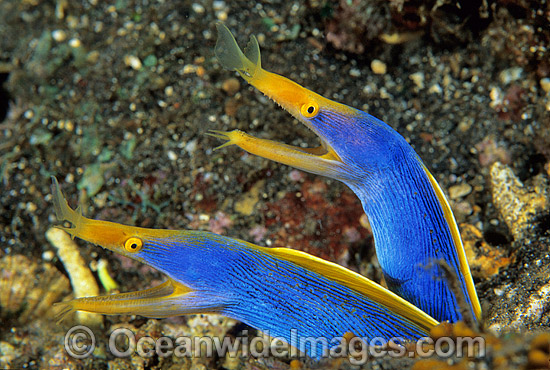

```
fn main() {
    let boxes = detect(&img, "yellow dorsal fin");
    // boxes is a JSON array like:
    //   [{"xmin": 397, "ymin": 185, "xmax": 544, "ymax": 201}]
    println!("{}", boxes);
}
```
[
  {"xmin": 261, "ymin": 246, "xmax": 439, "ymax": 331},
  {"xmin": 423, "ymin": 165, "xmax": 482, "ymax": 321}
]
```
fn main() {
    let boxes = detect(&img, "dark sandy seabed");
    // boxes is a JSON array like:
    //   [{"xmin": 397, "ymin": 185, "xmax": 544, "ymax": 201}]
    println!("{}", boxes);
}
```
[{"xmin": 1, "ymin": 0, "xmax": 550, "ymax": 369}]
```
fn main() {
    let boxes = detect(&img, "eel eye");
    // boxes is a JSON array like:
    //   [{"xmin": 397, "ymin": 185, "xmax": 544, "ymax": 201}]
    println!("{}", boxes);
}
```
[
  {"xmin": 124, "ymin": 237, "xmax": 143, "ymax": 253},
  {"xmin": 300, "ymin": 101, "xmax": 319, "ymax": 118}
]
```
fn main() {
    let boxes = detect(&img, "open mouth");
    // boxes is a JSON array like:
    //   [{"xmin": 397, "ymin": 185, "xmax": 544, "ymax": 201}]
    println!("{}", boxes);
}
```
[
  {"xmin": 208, "ymin": 128, "xmax": 341, "ymax": 161},
  {"xmin": 207, "ymin": 128, "xmax": 346, "ymax": 180}
]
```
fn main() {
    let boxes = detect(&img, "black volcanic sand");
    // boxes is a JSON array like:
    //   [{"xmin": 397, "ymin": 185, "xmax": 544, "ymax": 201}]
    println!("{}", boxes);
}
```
[{"xmin": 1, "ymin": 1, "xmax": 549, "ymax": 369}]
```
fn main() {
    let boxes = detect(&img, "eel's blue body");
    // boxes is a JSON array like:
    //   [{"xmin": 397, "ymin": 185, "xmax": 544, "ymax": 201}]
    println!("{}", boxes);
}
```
[
  {"xmin": 52, "ymin": 178, "xmax": 437, "ymax": 358},
  {"xmin": 142, "ymin": 233, "xmax": 434, "ymax": 356},
  {"xmin": 211, "ymin": 24, "xmax": 481, "ymax": 324}
]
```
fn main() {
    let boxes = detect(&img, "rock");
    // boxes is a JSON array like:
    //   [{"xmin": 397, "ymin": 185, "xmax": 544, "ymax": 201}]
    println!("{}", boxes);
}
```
[
  {"xmin": 461, "ymin": 223, "xmax": 513, "ymax": 278},
  {"xmin": 449, "ymin": 183, "xmax": 472, "ymax": 199},
  {"xmin": 234, "ymin": 180, "xmax": 265, "ymax": 216},
  {"xmin": 498, "ymin": 67, "xmax": 523, "ymax": 85},
  {"xmin": 0, "ymin": 254, "xmax": 71, "ymax": 324},
  {"xmin": 123, "ymin": 54, "xmax": 142, "ymax": 70},
  {"xmin": 370, "ymin": 59, "xmax": 387, "ymax": 75},
  {"xmin": 409, "ymin": 72, "xmax": 425, "ymax": 89},
  {"xmin": 222, "ymin": 77, "xmax": 240, "ymax": 96},
  {"xmin": 489, "ymin": 162, "xmax": 548, "ymax": 241}
]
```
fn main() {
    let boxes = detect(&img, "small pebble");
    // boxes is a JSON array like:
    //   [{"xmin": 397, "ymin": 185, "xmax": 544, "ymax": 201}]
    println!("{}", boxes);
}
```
[
  {"xmin": 409, "ymin": 72, "xmax": 425, "ymax": 89},
  {"xmin": 52, "ymin": 29, "xmax": 67, "ymax": 42},
  {"xmin": 540, "ymin": 78, "xmax": 550, "ymax": 93},
  {"xmin": 222, "ymin": 78, "xmax": 240, "ymax": 96},
  {"xmin": 68, "ymin": 38, "xmax": 81, "ymax": 48},
  {"xmin": 499, "ymin": 67, "xmax": 523, "ymax": 85},
  {"xmin": 349, "ymin": 68, "xmax": 361, "ymax": 77},
  {"xmin": 185, "ymin": 139, "xmax": 197, "ymax": 155},
  {"xmin": 370, "ymin": 59, "xmax": 386, "ymax": 75},
  {"xmin": 288, "ymin": 169, "xmax": 304, "ymax": 182},
  {"xmin": 448, "ymin": 183, "xmax": 472, "ymax": 199},
  {"xmin": 454, "ymin": 201, "xmax": 473, "ymax": 216},
  {"xmin": 192, "ymin": 3, "xmax": 205, "ymax": 13},
  {"xmin": 490, "ymin": 87, "xmax": 501, "ymax": 104},
  {"xmin": 428, "ymin": 84, "xmax": 442, "ymax": 94},
  {"xmin": 26, "ymin": 202, "xmax": 37, "ymax": 212},
  {"xmin": 143, "ymin": 54, "xmax": 157, "ymax": 67},
  {"xmin": 96, "ymin": 259, "xmax": 118, "ymax": 292},
  {"xmin": 224, "ymin": 98, "xmax": 239, "ymax": 116},
  {"xmin": 124, "ymin": 55, "xmax": 142, "ymax": 70},
  {"xmin": 167, "ymin": 150, "xmax": 177, "ymax": 161},
  {"xmin": 165, "ymin": 86, "xmax": 174, "ymax": 97},
  {"xmin": 216, "ymin": 10, "xmax": 228, "ymax": 21},
  {"xmin": 213, "ymin": 1, "xmax": 226, "ymax": 11},
  {"xmin": 65, "ymin": 120, "xmax": 74, "ymax": 131},
  {"xmin": 42, "ymin": 250, "xmax": 55, "ymax": 261},
  {"xmin": 359, "ymin": 214, "xmax": 371, "ymax": 232},
  {"xmin": 86, "ymin": 50, "xmax": 99, "ymax": 63}
]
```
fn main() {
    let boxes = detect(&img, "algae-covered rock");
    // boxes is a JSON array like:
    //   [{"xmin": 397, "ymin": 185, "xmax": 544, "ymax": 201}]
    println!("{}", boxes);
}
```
[
  {"xmin": 490, "ymin": 162, "xmax": 548, "ymax": 241},
  {"xmin": 0, "ymin": 254, "xmax": 70, "ymax": 324},
  {"xmin": 461, "ymin": 223, "xmax": 513, "ymax": 279}
]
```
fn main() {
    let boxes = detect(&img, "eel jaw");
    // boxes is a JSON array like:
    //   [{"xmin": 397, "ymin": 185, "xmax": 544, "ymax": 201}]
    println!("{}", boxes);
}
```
[
  {"xmin": 54, "ymin": 279, "xmax": 202, "ymax": 323},
  {"xmin": 208, "ymin": 129, "xmax": 349, "ymax": 180}
]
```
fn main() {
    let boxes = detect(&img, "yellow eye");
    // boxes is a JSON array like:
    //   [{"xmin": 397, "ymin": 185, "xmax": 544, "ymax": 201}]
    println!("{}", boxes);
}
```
[
  {"xmin": 124, "ymin": 237, "xmax": 143, "ymax": 253},
  {"xmin": 300, "ymin": 101, "xmax": 319, "ymax": 118}
]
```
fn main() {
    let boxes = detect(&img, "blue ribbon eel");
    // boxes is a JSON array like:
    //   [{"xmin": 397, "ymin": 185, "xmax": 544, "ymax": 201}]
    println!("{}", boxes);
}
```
[
  {"xmin": 210, "ymin": 24, "xmax": 481, "ymax": 324},
  {"xmin": 51, "ymin": 177, "xmax": 437, "ymax": 357}
]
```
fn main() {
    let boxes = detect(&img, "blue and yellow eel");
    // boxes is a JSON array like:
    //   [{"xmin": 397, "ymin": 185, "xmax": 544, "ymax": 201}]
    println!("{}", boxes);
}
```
[
  {"xmin": 52, "ymin": 24, "xmax": 480, "ymax": 357},
  {"xmin": 52, "ymin": 177, "xmax": 436, "ymax": 356},
  {"xmin": 210, "ymin": 24, "xmax": 481, "ymax": 324}
]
